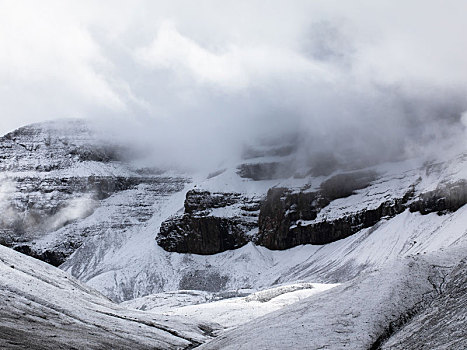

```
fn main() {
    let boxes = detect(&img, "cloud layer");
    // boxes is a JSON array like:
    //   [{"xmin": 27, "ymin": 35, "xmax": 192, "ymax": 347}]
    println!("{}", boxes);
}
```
[{"xmin": 1, "ymin": 0, "xmax": 466, "ymax": 170}]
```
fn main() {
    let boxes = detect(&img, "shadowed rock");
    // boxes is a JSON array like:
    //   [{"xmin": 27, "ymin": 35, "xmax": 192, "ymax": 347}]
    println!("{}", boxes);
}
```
[
  {"xmin": 409, "ymin": 180, "xmax": 467, "ymax": 215},
  {"xmin": 157, "ymin": 190, "xmax": 257, "ymax": 255},
  {"xmin": 257, "ymin": 177, "xmax": 466, "ymax": 250},
  {"xmin": 237, "ymin": 162, "xmax": 296, "ymax": 181}
]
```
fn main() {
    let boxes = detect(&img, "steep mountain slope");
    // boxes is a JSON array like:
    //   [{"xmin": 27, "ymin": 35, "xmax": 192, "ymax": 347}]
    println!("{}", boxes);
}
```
[
  {"xmin": 0, "ymin": 244, "xmax": 216, "ymax": 349},
  {"xmin": 60, "ymin": 149, "xmax": 466, "ymax": 302},
  {"xmin": 0, "ymin": 120, "xmax": 188, "ymax": 265},
  {"xmin": 197, "ymin": 249, "xmax": 466, "ymax": 350},
  {"xmin": 381, "ymin": 257, "xmax": 467, "ymax": 350},
  {"xmin": 0, "ymin": 120, "xmax": 466, "ymax": 349}
]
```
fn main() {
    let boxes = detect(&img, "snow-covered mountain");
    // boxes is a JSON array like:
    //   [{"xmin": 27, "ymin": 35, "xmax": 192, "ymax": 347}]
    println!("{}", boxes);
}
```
[{"xmin": 0, "ymin": 120, "xmax": 466, "ymax": 349}]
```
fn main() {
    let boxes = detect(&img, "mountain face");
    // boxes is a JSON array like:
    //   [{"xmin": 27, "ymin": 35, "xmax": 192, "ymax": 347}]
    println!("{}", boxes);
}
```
[
  {"xmin": 157, "ymin": 158, "xmax": 466, "ymax": 254},
  {"xmin": 0, "ymin": 120, "xmax": 187, "ymax": 266},
  {"xmin": 0, "ymin": 120, "xmax": 466, "ymax": 349}
]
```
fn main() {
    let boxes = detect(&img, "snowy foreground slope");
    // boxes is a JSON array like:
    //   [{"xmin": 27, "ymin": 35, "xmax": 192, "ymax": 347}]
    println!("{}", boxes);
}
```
[
  {"xmin": 0, "ymin": 244, "xmax": 215, "ymax": 349},
  {"xmin": 197, "ymin": 228, "xmax": 467, "ymax": 349},
  {"xmin": 124, "ymin": 207, "xmax": 467, "ymax": 349},
  {"xmin": 1, "ymin": 120, "xmax": 466, "ymax": 349}
]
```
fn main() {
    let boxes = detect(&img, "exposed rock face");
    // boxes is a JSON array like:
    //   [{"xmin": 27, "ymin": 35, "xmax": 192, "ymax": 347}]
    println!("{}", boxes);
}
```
[
  {"xmin": 257, "ymin": 178, "xmax": 467, "ymax": 250},
  {"xmin": 13, "ymin": 245, "xmax": 67, "ymax": 266},
  {"xmin": 158, "ymin": 216, "xmax": 251, "ymax": 255},
  {"xmin": 409, "ymin": 179, "xmax": 467, "ymax": 214},
  {"xmin": 157, "ymin": 171, "xmax": 386, "ymax": 254},
  {"xmin": 157, "ymin": 190, "xmax": 259, "ymax": 254},
  {"xmin": 184, "ymin": 190, "xmax": 242, "ymax": 214},
  {"xmin": 0, "ymin": 120, "xmax": 187, "ymax": 265},
  {"xmin": 258, "ymin": 195, "xmax": 409, "ymax": 249},
  {"xmin": 256, "ymin": 171, "xmax": 386, "ymax": 249},
  {"xmin": 237, "ymin": 161, "xmax": 296, "ymax": 181},
  {"xmin": 158, "ymin": 169, "xmax": 467, "ymax": 254}
]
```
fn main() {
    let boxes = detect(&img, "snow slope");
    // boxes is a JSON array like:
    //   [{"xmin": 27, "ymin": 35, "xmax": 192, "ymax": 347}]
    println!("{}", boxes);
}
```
[
  {"xmin": 125, "ymin": 206, "xmax": 467, "ymax": 349},
  {"xmin": 381, "ymin": 258, "xmax": 467, "ymax": 349},
  {"xmin": 197, "ymin": 254, "xmax": 452, "ymax": 350},
  {"xmin": 62, "ymin": 191, "xmax": 467, "ymax": 303},
  {"xmin": 0, "ymin": 244, "xmax": 216, "ymax": 349},
  {"xmin": 124, "ymin": 282, "xmax": 338, "ymax": 329}
]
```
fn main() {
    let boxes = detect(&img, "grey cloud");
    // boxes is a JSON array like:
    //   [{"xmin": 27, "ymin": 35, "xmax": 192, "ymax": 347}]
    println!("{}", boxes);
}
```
[{"xmin": 1, "ymin": 0, "xmax": 466, "ymax": 172}]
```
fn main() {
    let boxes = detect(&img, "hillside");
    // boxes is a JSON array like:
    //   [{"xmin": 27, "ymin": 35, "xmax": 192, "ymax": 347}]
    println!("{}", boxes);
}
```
[{"xmin": 0, "ymin": 120, "xmax": 465, "ymax": 349}]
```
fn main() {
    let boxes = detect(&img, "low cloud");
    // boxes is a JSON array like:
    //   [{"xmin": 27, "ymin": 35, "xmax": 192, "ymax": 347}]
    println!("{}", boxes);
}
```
[
  {"xmin": 46, "ymin": 195, "xmax": 98, "ymax": 231},
  {"xmin": 1, "ymin": 0, "xmax": 466, "ymax": 172}
]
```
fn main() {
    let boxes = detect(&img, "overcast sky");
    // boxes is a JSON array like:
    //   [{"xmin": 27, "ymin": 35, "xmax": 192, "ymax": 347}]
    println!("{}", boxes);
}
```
[{"xmin": 1, "ymin": 0, "xmax": 466, "ymax": 169}]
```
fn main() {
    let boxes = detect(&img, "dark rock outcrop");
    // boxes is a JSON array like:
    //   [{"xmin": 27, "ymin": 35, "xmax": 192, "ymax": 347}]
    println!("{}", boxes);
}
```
[
  {"xmin": 13, "ymin": 245, "xmax": 67, "ymax": 266},
  {"xmin": 158, "ymin": 215, "xmax": 252, "ymax": 255},
  {"xmin": 256, "ymin": 171, "xmax": 382, "ymax": 249},
  {"xmin": 237, "ymin": 162, "xmax": 295, "ymax": 181},
  {"xmin": 409, "ymin": 180, "xmax": 467, "ymax": 215},
  {"xmin": 257, "ymin": 178, "xmax": 466, "ymax": 250},
  {"xmin": 265, "ymin": 197, "xmax": 409, "ymax": 249},
  {"xmin": 157, "ymin": 190, "xmax": 258, "ymax": 255}
]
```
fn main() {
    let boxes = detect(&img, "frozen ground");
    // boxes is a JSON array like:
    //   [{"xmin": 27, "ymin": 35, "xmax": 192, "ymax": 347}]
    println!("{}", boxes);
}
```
[
  {"xmin": 0, "ymin": 244, "xmax": 216, "ymax": 350},
  {"xmin": 198, "ymin": 250, "xmax": 465, "ymax": 350},
  {"xmin": 125, "ymin": 282, "xmax": 339, "ymax": 329}
]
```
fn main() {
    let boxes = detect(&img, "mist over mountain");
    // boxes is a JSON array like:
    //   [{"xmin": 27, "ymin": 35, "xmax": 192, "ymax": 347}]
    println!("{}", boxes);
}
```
[
  {"xmin": 1, "ymin": 2, "xmax": 466, "ymax": 349},
  {"xmin": 1, "ymin": 0, "xmax": 467, "ymax": 172}
]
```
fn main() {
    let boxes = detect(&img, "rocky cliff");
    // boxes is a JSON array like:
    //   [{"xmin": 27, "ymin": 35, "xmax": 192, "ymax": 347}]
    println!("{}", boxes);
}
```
[
  {"xmin": 157, "ymin": 169, "xmax": 467, "ymax": 254},
  {"xmin": 157, "ymin": 190, "xmax": 259, "ymax": 254},
  {"xmin": 0, "ymin": 120, "xmax": 187, "ymax": 265}
]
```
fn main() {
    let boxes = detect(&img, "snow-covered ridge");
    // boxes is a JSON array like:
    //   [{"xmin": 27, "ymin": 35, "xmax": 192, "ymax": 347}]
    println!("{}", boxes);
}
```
[
  {"xmin": 0, "ymin": 120, "xmax": 189, "ymax": 265},
  {"xmin": 0, "ymin": 244, "xmax": 215, "ymax": 349}
]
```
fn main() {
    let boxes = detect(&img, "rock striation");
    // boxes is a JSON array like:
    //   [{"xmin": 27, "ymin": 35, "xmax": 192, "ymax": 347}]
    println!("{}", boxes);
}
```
[
  {"xmin": 256, "ymin": 171, "xmax": 407, "ymax": 249},
  {"xmin": 158, "ymin": 171, "xmax": 467, "ymax": 254},
  {"xmin": 1, "ymin": 120, "xmax": 466, "ymax": 261},
  {"xmin": 380, "ymin": 258, "xmax": 467, "ymax": 350},
  {"xmin": 0, "ymin": 120, "xmax": 187, "ymax": 265}
]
